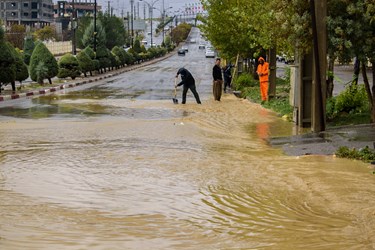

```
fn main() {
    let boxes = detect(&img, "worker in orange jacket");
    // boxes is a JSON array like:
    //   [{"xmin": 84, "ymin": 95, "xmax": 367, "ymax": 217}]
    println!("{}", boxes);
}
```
[{"xmin": 256, "ymin": 57, "xmax": 269, "ymax": 102}]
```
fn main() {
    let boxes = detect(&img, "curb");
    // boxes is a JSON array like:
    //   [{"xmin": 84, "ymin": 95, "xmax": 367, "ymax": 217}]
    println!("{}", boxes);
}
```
[{"xmin": 0, "ymin": 51, "xmax": 175, "ymax": 103}]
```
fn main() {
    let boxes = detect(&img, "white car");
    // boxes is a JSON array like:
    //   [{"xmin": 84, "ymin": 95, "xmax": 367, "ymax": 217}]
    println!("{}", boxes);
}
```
[{"xmin": 205, "ymin": 49, "xmax": 215, "ymax": 58}]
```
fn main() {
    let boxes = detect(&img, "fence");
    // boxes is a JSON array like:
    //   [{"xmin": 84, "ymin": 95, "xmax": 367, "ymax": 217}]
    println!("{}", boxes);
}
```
[{"xmin": 44, "ymin": 41, "xmax": 73, "ymax": 56}]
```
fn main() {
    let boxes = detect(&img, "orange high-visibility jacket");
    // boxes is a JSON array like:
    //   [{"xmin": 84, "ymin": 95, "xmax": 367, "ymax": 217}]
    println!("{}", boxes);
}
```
[{"xmin": 256, "ymin": 57, "xmax": 269, "ymax": 83}]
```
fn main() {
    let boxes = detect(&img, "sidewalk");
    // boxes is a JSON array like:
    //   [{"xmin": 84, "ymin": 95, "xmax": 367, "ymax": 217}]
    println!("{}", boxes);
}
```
[{"xmin": 268, "ymin": 123, "xmax": 375, "ymax": 156}]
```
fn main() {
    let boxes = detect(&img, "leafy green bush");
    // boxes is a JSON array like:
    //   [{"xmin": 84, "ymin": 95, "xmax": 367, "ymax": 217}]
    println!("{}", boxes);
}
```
[
  {"xmin": 327, "ymin": 84, "xmax": 369, "ymax": 119},
  {"xmin": 29, "ymin": 41, "xmax": 58, "ymax": 84},
  {"xmin": 336, "ymin": 146, "xmax": 375, "ymax": 162},
  {"xmin": 335, "ymin": 84, "xmax": 369, "ymax": 114},
  {"xmin": 57, "ymin": 53, "xmax": 81, "ymax": 80},
  {"xmin": 232, "ymin": 73, "xmax": 257, "ymax": 90}
]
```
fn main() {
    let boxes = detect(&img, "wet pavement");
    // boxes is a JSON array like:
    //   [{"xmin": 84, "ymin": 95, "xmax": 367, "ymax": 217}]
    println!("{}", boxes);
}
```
[{"xmin": 269, "ymin": 123, "xmax": 375, "ymax": 156}]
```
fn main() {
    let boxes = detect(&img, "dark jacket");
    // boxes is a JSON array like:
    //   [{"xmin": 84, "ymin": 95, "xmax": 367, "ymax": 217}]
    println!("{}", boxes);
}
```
[
  {"xmin": 176, "ymin": 68, "xmax": 195, "ymax": 86},
  {"xmin": 213, "ymin": 65, "xmax": 223, "ymax": 81}
]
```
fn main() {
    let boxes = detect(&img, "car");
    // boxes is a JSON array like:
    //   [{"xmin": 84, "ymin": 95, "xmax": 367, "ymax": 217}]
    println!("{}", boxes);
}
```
[
  {"xmin": 177, "ymin": 49, "xmax": 186, "ymax": 56},
  {"xmin": 198, "ymin": 43, "xmax": 205, "ymax": 49},
  {"xmin": 190, "ymin": 38, "xmax": 196, "ymax": 43},
  {"xmin": 181, "ymin": 46, "xmax": 188, "ymax": 52},
  {"xmin": 205, "ymin": 49, "xmax": 215, "ymax": 58}
]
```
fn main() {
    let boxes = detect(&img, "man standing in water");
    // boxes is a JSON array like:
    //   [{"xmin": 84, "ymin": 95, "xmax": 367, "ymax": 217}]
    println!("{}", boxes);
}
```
[
  {"xmin": 256, "ymin": 57, "xmax": 269, "ymax": 103},
  {"xmin": 175, "ymin": 68, "xmax": 201, "ymax": 104},
  {"xmin": 212, "ymin": 58, "xmax": 223, "ymax": 101}
]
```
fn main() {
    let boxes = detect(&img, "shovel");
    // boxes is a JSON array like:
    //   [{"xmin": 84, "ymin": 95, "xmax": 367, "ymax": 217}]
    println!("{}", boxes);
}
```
[{"xmin": 173, "ymin": 78, "xmax": 178, "ymax": 104}]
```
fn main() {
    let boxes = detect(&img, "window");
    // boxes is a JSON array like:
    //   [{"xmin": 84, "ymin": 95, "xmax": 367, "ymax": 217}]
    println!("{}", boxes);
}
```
[
  {"xmin": 11, "ymin": 12, "xmax": 17, "ymax": 17},
  {"xmin": 11, "ymin": 2, "xmax": 16, "ymax": 7},
  {"xmin": 31, "ymin": 11, "xmax": 38, "ymax": 18},
  {"xmin": 23, "ymin": 3, "xmax": 28, "ymax": 7},
  {"xmin": 24, "ymin": 12, "xmax": 29, "ymax": 16},
  {"xmin": 31, "ymin": 2, "xmax": 38, "ymax": 9}
]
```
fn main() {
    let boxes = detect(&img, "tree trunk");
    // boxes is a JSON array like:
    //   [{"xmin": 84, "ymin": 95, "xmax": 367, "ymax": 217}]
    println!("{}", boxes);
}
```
[
  {"xmin": 361, "ymin": 61, "xmax": 374, "ymax": 122},
  {"xmin": 353, "ymin": 57, "xmax": 360, "ymax": 85},
  {"xmin": 327, "ymin": 56, "xmax": 334, "ymax": 98},
  {"xmin": 11, "ymin": 81, "xmax": 16, "ymax": 92},
  {"xmin": 48, "ymin": 78, "xmax": 52, "ymax": 85}
]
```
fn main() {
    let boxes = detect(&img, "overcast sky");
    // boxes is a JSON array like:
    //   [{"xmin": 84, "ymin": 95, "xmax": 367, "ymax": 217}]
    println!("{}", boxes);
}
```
[{"xmin": 88, "ymin": 0, "xmax": 203, "ymax": 18}]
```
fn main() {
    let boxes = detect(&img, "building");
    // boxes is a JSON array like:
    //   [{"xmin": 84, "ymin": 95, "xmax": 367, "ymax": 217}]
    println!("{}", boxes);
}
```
[
  {"xmin": 0, "ymin": 0, "xmax": 54, "ymax": 27},
  {"xmin": 53, "ymin": 0, "xmax": 101, "ymax": 19}
]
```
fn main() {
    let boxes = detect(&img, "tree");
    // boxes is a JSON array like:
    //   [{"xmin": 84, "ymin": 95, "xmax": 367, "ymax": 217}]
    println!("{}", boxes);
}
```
[
  {"xmin": 82, "ymin": 20, "xmax": 106, "ymax": 49},
  {"xmin": 57, "ymin": 53, "xmax": 82, "ymax": 80},
  {"xmin": 34, "ymin": 25, "xmax": 56, "ymax": 41},
  {"xmin": 77, "ymin": 49, "xmax": 95, "ymax": 77},
  {"xmin": 0, "ymin": 27, "xmax": 16, "ymax": 93},
  {"xmin": 100, "ymin": 13, "xmax": 127, "ymax": 49},
  {"xmin": 13, "ymin": 48, "xmax": 29, "ymax": 87},
  {"xmin": 95, "ymin": 45, "xmax": 111, "ymax": 72},
  {"xmin": 23, "ymin": 36, "xmax": 35, "ymax": 65},
  {"xmin": 5, "ymin": 24, "xmax": 26, "ymax": 49},
  {"xmin": 29, "ymin": 42, "xmax": 58, "ymax": 84}
]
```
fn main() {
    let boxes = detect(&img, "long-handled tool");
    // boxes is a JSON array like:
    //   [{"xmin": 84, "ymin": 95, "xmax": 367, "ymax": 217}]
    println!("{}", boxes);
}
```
[{"xmin": 173, "ymin": 78, "xmax": 178, "ymax": 104}]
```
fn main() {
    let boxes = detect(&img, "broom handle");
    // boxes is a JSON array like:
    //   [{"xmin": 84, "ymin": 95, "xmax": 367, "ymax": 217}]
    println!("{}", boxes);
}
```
[{"xmin": 174, "ymin": 78, "xmax": 177, "ymax": 97}]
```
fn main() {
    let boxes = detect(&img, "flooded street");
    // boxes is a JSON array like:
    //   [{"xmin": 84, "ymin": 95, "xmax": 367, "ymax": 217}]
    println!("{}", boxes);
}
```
[{"xmin": 1, "ymin": 28, "xmax": 375, "ymax": 249}]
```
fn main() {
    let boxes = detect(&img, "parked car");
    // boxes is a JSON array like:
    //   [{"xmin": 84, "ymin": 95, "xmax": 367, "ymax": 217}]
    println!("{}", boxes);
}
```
[
  {"xmin": 190, "ymin": 38, "xmax": 196, "ymax": 43},
  {"xmin": 178, "ymin": 49, "xmax": 186, "ymax": 56},
  {"xmin": 205, "ymin": 49, "xmax": 215, "ymax": 58},
  {"xmin": 198, "ymin": 43, "xmax": 205, "ymax": 49},
  {"xmin": 181, "ymin": 46, "xmax": 189, "ymax": 52}
]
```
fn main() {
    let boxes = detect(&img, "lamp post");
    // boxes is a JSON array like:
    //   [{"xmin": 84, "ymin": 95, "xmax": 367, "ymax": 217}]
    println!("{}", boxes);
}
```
[
  {"xmin": 153, "ymin": 6, "xmax": 172, "ymax": 47},
  {"xmin": 71, "ymin": 0, "xmax": 77, "ymax": 55},
  {"xmin": 130, "ymin": 0, "xmax": 134, "ymax": 47},
  {"xmin": 139, "ymin": 0, "xmax": 159, "ymax": 47},
  {"xmin": 93, "ymin": 0, "xmax": 97, "ymax": 52}
]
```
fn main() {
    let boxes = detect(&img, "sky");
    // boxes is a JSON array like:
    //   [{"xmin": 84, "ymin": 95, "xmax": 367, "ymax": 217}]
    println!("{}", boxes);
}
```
[{"xmin": 68, "ymin": 0, "xmax": 204, "ymax": 18}]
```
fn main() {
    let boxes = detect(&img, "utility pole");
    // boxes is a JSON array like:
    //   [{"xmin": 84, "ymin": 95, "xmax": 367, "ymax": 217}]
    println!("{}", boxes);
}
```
[
  {"xmin": 94, "ymin": 0, "xmax": 97, "ymax": 52},
  {"xmin": 130, "ymin": 0, "xmax": 134, "ymax": 47},
  {"xmin": 310, "ymin": 0, "xmax": 327, "ymax": 132},
  {"xmin": 71, "ymin": 0, "xmax": 77, "ymax": 55}
]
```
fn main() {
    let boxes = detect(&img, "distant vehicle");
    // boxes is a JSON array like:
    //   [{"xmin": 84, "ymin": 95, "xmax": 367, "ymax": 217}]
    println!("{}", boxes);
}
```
[
  {"xmin": 177, "ymin": 49, "xmax": 186, "ymax": 56},
  {"xmin": 190, "ymin": 38, "xmax": 196, "ymax": 43},
  {"xmin": 198, "ymin": 43, "xmax": 205, "ymax": 49},
  {"xmin": 141, "ymin": 40, "xmax": 148, "ymax": 45},
  {"xmin": 147, "ymin": 31, "xmax": 151, "ymax": 35},
  {"xmin": 182, "ymin": 46, "xmax": 188, "ymax": 52},
  {"xmin": 205, "ymin": 49, "xmax": 215, "ymax": 58}
]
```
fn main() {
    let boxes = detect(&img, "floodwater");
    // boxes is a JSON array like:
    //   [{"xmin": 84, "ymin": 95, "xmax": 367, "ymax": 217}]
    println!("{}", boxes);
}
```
[{"xmin": 1, "ymin": 28, "xmax": 375, "ymax": 249}]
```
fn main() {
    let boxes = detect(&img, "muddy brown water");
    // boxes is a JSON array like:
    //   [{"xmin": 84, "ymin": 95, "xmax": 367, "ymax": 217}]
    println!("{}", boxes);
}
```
[{"xmin": 0, "ymin": 92, "xmax": 374, "ymax": 250}]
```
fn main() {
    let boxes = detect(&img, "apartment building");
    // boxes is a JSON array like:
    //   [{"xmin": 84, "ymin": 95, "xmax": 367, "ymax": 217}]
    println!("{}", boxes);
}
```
[{"xmin": 0, "ymin": 0, "xmax": 54, "ymax": 27}]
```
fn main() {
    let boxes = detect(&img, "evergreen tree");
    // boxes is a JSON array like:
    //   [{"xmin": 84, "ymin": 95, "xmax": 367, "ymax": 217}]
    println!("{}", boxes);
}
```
[
  {"xmin": 13, "ymin": 47, "xmax": 29, "ymax": 86},
  {"xmin": 23, "ymin": 36, "xmax": 35, "ymax": 65},
  {"xmin": 77, "ymin": 50, "xmax": 95, "ymax": 77},
  {"xmin": 82, "ymin": 20, "xmax": 106, "ymax": 49},
  {"xmin": 112, "ymin": 46, "xmax": 126, "ymax": 66},
  {"xmin": 96, "ymin": 45, "xmax": 111, "ymax": 72},
  {"xmin": 57, "ymin": 53, "xmax": 82, "ymax": 80},
  {"xmin": 29, "ymin": 41, "xmax": 58, "ymax": 84},
  {"xmin": 0, "ymin": 27, "xmax": 16, "ymax": 92}
]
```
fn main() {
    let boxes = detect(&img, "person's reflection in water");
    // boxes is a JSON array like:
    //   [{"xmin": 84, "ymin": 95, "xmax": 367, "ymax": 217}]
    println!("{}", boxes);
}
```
[{"xmin": 256, "ymin": 122, "xmax": 270, "ymax": 140}]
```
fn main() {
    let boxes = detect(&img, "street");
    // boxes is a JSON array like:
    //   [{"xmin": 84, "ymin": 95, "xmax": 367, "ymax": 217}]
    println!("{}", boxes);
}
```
[{"xmin": 0, "ymin": 27, "xmax": 375, "ymax": 249}]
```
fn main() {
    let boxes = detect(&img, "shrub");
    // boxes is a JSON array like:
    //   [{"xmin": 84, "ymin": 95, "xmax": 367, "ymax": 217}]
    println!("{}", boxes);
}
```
[
  {"xmin": 57, "ymin": 53, "xmax": 81, "ymax": 80},
  {"xmin": 13, "ymin": 47, "xmax": 29, "ymax": 84},
  {"xmin": 29, "ymin": 41, "xmax": 58, "ymax": 84},
  {"xmin": 335, "ymin": 84, "xmax": 369, "ymax": 113},
  {"xmin": 77, "ymin": 50, "xmax": 95, "ymax": 77},
  {"xmin": 232, "ymin": 73, "xmax": 257, "ymax": 90},
  {"xmin": 23, "ymin": 36, "xmax": 35, "ymax": 65},
  {"xmin": 336, "ymin": 146, "xmax": 375, "ymax": 163},
  {"xmin": 0, "ymin": 27, "xmax": 16, "ymax": 91}
]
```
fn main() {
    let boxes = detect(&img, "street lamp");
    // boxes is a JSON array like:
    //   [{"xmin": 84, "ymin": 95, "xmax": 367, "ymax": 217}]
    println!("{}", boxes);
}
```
[
  {"xmin": 130, "ymin": 0, "xmax": 134, "ymax": 47},
  {"xmin": 153, "ymin": 6, "xmax": 172, "ymax": 47},
  {"xmin": 139, "ymin": 0, "xmax": 159, "ymax": 48},
  {"xmin": 93, "ymin": 0, "xmax": 97, "ymax": 52}
]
